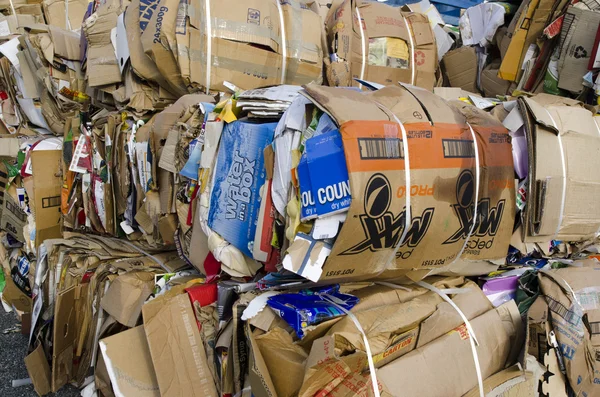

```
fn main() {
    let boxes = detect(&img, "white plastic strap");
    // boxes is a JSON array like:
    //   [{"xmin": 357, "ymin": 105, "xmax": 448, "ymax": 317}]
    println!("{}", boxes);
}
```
[
  {"xmin": 355, "ymin": 6, "xmax": 366, "ymax": 83},
  {"xmin": 372, "ymin": 103, "xmax": 412, "ymax": 268},
  {"xmin": 541, "ymin": 107, "xmax": 566, "ymax": 238},
  {"xmin": 453, "ymin": 123, "xmax": 481, "ymax": 261},
  {"xmin": 323, "ymin": 294, "xmax": 380, "ymax": 397},
  {"xmin": 8, "ymin": 0, "xmax": 16, "ymax": 20},
  {"xmin": 204, "ymin": 0, "xmax": 212, "ymax": 94},
  {"xmin": 414, "ymin": 281, "xmax": 484, "ymax": 397},
  {"xmin": 402, "ymin": 16, "xmax": 416, "ymax": 85},
  {"xmin": 65, "ymin": 0, "xmax": 70, "ymax": 30},
  {"xmin": 276, "ymin": 0, "xmax": 287, "ymax": 84}
]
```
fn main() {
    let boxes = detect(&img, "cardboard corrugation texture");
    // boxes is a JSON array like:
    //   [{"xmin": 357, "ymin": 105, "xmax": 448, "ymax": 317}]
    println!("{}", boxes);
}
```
[
  {"xmin": 519, "ymin": 94, "xmax": 600, "ymax": 242},
  {"xmin": 326, "ymin": 0, "xmax": 437, "ymax": 90},
  {"xmin": 442, "ymin": 46, "xmax": 478, "ymax": 92}
]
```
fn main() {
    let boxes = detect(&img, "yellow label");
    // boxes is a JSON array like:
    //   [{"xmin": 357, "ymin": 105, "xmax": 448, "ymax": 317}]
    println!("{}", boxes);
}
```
[{"xmin": 386, "ymin": 38, "xmax": 409, "ymax": 61}]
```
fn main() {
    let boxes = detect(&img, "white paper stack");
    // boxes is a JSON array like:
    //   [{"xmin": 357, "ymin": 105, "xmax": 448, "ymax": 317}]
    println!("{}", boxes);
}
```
[{"xmin": 237, "ymin": 85, "xmax": 303, "ymax": 118}]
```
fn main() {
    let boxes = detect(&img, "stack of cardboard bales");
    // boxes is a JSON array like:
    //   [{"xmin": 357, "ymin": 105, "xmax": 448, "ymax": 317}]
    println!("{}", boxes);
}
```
[{"xmin": 0, "ymin": 0, "xmax": 598, "ymax": 396}]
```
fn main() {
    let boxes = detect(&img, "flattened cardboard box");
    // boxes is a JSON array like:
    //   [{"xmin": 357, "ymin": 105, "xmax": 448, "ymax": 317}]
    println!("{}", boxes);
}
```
[
  {"xmin": 557, "ymin": 7, "xmax": 600, "ymax": 93},
  {"xmin": 100, "ymin": 326, "xmax": 160, "ymax": 397},
  {"xmin": 442, "ymin": 46, "xmax": 478, "ymax": 92},
  {"xmin": 143, "ymin": 293, "xmax": 218, "ymax": 397},
  {"xmin": 1, "ymin": 192, "xmax": 27, "ymax": 242},
  {"xmin": 30, "ymin": 150, "xmax": 63, "ymax": 247},
  {"xmin": 519, "ymin": 95, "xmax": 600, "ymax": 242}
]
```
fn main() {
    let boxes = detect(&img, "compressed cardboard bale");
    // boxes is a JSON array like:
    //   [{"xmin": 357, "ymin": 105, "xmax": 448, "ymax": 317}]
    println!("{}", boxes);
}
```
[
  {"xmin": 326, "ymin": 0, "xmax": 437, "ymax": 90},
  {"xmin": 182, "ymin": 0, "xmax": 324, "ymax": 92},
  {"xmin": 377, "ymin": 301, "xmax": 522, "ymax": 397}
]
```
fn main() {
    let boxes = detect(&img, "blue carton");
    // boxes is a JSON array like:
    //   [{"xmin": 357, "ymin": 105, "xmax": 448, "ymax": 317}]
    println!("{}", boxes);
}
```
[
  {"xmin": 208, "ymin": 120, "xmax": 276, "ymax": 258},
  {"xmin": 301, "ymin": 130, "xmax": 351, "ymax": 218},
  {"xmin": 298, "ymin": 153, "xmax": 317, "ymax": 221}
]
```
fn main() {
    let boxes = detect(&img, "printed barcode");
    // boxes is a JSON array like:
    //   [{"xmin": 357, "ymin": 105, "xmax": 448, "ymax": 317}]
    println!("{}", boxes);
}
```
[
  {"xmin": 42, "ymin": 196, "xmax": 61, "ymax": 209},
  {"xmin": 590, "ymin": 322, "xmax": 600, "ymax": 335},
  {"xmin": 358, "ymin": 138, "xmax": 403, "ymax": 160},
  {"xmin": 442, "ymin": 139, "xmax": 475, "ymax": 158},
  {"xmin": 582, "ymin": 0, "xmax": 600, "ymax": 11},
  {"xmin": 547, "ymin": 296, "xmax": 581, "ymax": 327},
  {"xmin": 6, "ymin": 199, "xmax": 25, "ymax": 221}
]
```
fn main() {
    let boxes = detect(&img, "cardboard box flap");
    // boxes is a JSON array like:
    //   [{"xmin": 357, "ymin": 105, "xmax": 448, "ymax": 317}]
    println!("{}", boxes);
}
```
[
  {"xmin": 405, "ymin": 12, "xmax": 435, "ymax": 46},
  {"xmin": 30, "ymin": 149, "xmax": 63, "ymax": 247},
  {"xmin": 247, "ymin": 324, "xmax": 279, "ymax": 397},
  {"xmin": 368, "ymin": 84, "xmax": 427, "ymax": 124},
  {"xmin": 520, "ymin": 96, "xmax": 586, "ymax": 134},
  {"xmin": 25, "ymin": 344, "xmax": 52, "ymax": 397},
  {"xmin": 100, "ymin": 271, "xmax": 155, "ymax": 328},
  {"xmin": 49, "ymin": 25, "xmax": 81, "ymax": 61},
  {"xmin": 398, "ymin": 83, "xmax": 465, "ymax": 125},
  {"xmin": 355, "ymin": 1, "xmax": 410, "ymax": 40},
  {"xmin": 143, "ymin": 293, "xmax": 218, "ymax": 397},
  {"xmin": 99, "ymin": 326, "xmax": 160, "ymax": 397},
  {"xmin": 302, "ymin": 84, "xmax": 388, "ymax": 123}
]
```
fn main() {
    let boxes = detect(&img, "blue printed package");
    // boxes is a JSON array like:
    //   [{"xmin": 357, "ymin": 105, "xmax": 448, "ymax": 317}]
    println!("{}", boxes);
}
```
[
  {"xmin": 208, "ymin": 120, "xmax": 276, "ymax": 258},
  {"xmin": 298, "ymin": 153, "xmax": 317, "ymax": 221},
  {"xmin": 266, "ymin": 285, "xmax": 359, "ymax": 338},
  {"xmin": 305, "ymin": 130, "xmax": 351, "ymax": 217}
]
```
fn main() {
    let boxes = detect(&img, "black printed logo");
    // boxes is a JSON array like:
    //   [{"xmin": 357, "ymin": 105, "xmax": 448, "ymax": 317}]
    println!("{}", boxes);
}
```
[
  {"xmin": 443, "ymin": 170, "xmax": 505, "ymax": 244},
  {"xmin": 341, "ymin": 173, "xmax": 434, "ymax": 255}
]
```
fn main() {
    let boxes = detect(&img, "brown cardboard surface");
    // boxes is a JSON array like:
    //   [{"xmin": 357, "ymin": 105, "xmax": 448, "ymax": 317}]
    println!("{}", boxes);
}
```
[
  {"xmin": 463, "ymin": 365, "xmax": 536, "ymax": 397},
  {"xmin": 99, "ymin": 326, "xmax": 160, "ymax": 397},
  {"xmin": 538, "ymin": 261, "xmax": 600, "ymax": 396},
  {"xmin": 378, "ymin": 301, "xmax": 522, "ymax": 397},
  {"xmin": 49, "ymin": 25, "xmax": 81, "ymax": 61},
  {"xmin": 143, "ymin": 293, "xmax": 218, "ymax": 397},
  {"xmin": 326, "ymin": 0, "xmax": 436, "ymax": 90},
  {"xmin": 519, "ymin": 95, "xmax": 600, "ymax": 242},
  {"xmin": 184, "ymin": 0, "xmax": 323, "ymax": 92},
  {"xmin": 255, "ymin": 327, "xmax": 307, "ymax": 397},
  {"xmin": 43, "ymin": 0, "xmax": 89, "ymax": 31},
  {"xmin": 30, "ymin": 149, "xmax": 63, "ymax": 247},
  {"xmin": 100, "ymin": 271, "xmax": 155, "ymax": 327},
  {"xmin": 557, "ymin": 7, "xmax": 600, "ymax": 93},
  {"xmin": 442, "ymin": 46, "xmax": 478, "ymax": 92},
  {"xmin": 480, "ymin": 61, "xmax": 511, "ymax": 97},
  {"xmin": 52, "ymin": 286, "xmax": 77, "ymax": 392},
  {"xmin": 25, "ymin": 344, "xmax": 52, "ymax": 397},
  {"xmin": 125, "ymin": 0, "xmax": 173, "ymax": 94},
  {"xmin": 247, "ymin": 324, "xmax": 278, "ymax": 397}
]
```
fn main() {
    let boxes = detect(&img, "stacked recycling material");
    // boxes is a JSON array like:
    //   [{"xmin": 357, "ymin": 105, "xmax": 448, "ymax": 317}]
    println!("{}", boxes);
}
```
[{"xmin": 0, "ymin": 0, "xmax": 599, "ymax": 396}]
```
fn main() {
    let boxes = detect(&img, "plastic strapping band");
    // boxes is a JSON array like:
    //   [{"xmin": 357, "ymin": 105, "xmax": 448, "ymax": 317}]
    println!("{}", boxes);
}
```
[
  {"xmin": 8, "ymin": 0, "xmax": 16, "ymax": 20},
  {"xmin": 204, "ymin": 0, "xmax": 212, "ymax": 94},
  {"xmin": 355, "ymin": 6, "xmax": 366, "ymax": 84},
  {"xmin": 276, "ymin": 0, "xmax": 287, "ymax": 84},
  {"xmin": 414, "ymin": 280, "xmax": 484, "ymax": 397},
  {"xmin": 453, "ymin": 123, "xmax": 481, "ymax": 262},
  {"xmin": 65, "ymin": 0, "xmax": 70, "ymax": 30},
  {"xmin": 322, "ymin": 294, "xmax": 380, "ymax": 397},
  {"xmin": 402, "ymin": 15, "xmax": 416, "ymax": 85},
  {"xmin": 541, "ymin": 107, "xmax": 566, "ymax": 238},
  {"xmin": 373, "ymin": 103, "xmax": 412, "ymax": 269}
]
